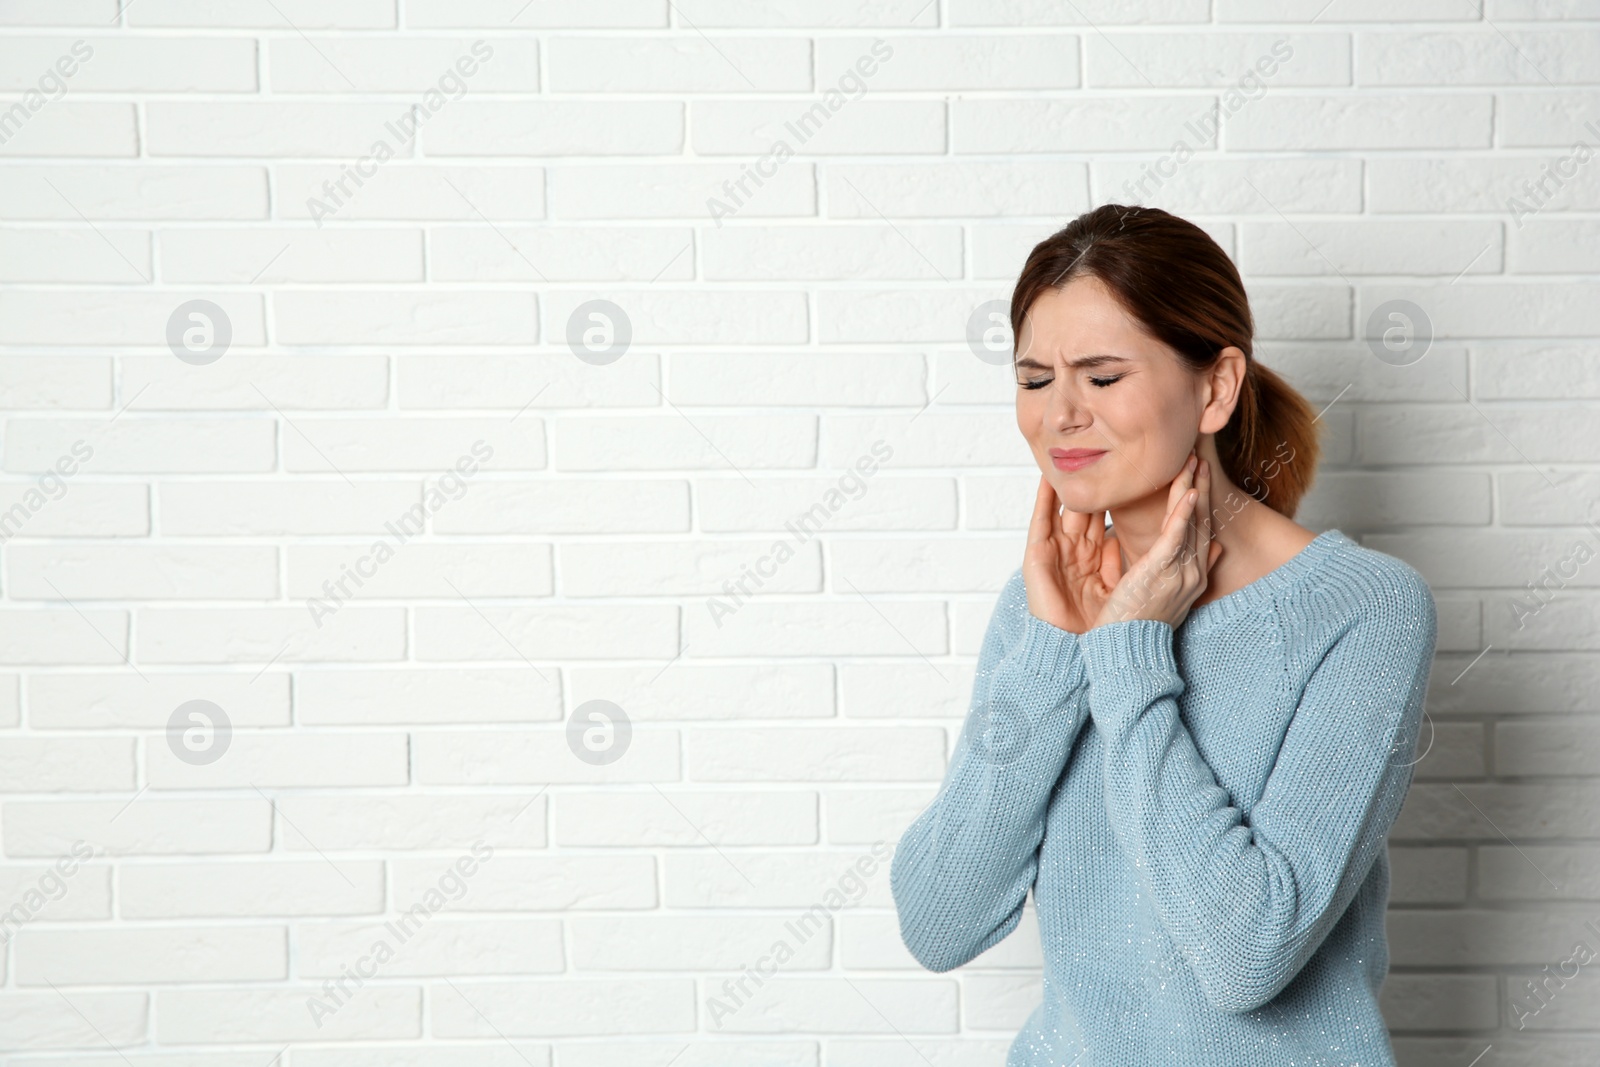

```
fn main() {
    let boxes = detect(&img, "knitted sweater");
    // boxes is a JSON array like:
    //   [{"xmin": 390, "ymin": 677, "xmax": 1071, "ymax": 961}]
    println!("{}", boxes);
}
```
[{"xmin": 890, "ymin": 528, "xmax": 1438, "ymax": 1067}]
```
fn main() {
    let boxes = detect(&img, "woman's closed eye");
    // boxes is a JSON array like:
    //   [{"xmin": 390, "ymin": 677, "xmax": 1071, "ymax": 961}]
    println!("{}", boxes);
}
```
[{"xmin": 1019, "ymin": 374, "xmax": 1125, "ymax": 391}]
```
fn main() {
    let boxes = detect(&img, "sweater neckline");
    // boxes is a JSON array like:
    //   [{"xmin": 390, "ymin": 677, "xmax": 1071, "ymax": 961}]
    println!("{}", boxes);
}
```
[{"xmin": 1175, "ymin": 527, "xmax": 1351, "ymax": 635}]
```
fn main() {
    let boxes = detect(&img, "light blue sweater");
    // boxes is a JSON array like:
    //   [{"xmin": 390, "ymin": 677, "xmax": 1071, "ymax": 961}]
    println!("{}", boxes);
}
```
[{"xmin": 891, "ymin": 528, "xmax": 1438, "ymax": 1066}]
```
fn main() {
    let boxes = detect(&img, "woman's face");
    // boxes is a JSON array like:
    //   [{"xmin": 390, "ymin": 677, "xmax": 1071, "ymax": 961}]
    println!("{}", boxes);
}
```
[{"xmin": 1013, "ymin": 273, "xmax": 1215, "ymax": 514}]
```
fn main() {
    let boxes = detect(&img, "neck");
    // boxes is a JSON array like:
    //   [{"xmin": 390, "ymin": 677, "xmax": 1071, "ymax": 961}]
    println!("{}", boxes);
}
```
[{"xmin": 1107, "ymin": 466, "xmax": 1267, "ymax": 578}]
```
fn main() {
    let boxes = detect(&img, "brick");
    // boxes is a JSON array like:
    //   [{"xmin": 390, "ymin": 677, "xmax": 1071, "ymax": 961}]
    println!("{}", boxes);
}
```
[
  {"xmin": 547, "ymin": 37, "xmax": 811, "ymax": 92},
  {"xmin": 1228, "ymin": 93, "xmax": 1493, "ymax": 148},
  {"xmin": 15, "ymin": 925, "xmax": 285, "ymax": 984},
  {"xmin": 145, "ymin": 731, "xmax": 409, "ymax": 789},
  {"xmin": 160, "ymin": 228, "xmax": 423, "ymax": 283},
  {"xmin": 954, "ymin": 97, "xmax": 1216, "ymax": 152},
  {"xmin": 0, "ymin": 738, "xmax": 133, "ymax": 791},
  {"xmin": 129, "ymin": 0, "xmax": 396, "ymax": 26},
  {"xmin": 0, "ymin": 164, "xmax": 268, "ymax": 219},
  {"xmin": 697, "ymin": 473, "xmax": 953, "ymax": 532},
  {"xmin": 298, "ymin": 918, "xmax": 563, "ymax": 976},
  {"xmin": 424, "ymin": 102, "xmax": 684, "ymax": 155},
  {"xmin": 158, "ymin": 481, "xmax": 418, "ymax": 535},
  {"xmin": 406, "ymin": 0, "xmax": 661, "ymax": 28},
  {"xmin": 832, "ymin": 161, "xmax": 1094, "ymax": 217},
  {"xmin": 295, "ymin": 667, "xmax": 560, "ymax": 725},
  {"xmin": 392, "ymin": 854, "xmax": 656, "ymax": 910},
  {"xmin": 565, "ymin": 662, "xmax": 834, "ymax": 720},
  {"xmin": 268, "ymin": 38, "xmax": 539, "ymax": 93},
  {"xmin": 120, "ymin": 860, "xmax": 386, "ymax": 917},
  {"xmin": 554, "ymin": 790, "xmax": 817, "ymax": 846},
  {"xmin": 671, "ymin": 0, "xmax": 936, "ymax": 26},
  {"xmin": 6, "ymin": 544, "xmax": 279, "ymax": 599},
  {"xmin": 2, "ymin": 798, "xmax": 271, "ymax": 855},
  {"xmin": 548, "ymin": 163, "xmax": 814, "ymax": 219},
  {"xmin": 273, "ymin": 291, "xmax": 537, "ymax": 346},
  {"xmin": 274, "ymin": 794, "xmax": 547, "ymax": 850},
  {"xmin": 819, "ymin": 35, "xmax": 1078, "ymax": 90},
  {"xmin": 275, "ymin": 164, "xmax": 543, "ymax": 221},
  {"xmin": 703, "ymin": 977, "xmax": 958, "ymax": 1033},
  {"xmin": 0, "ymin": 37, "xmax": 257, "ymax": 91},
  {"xmin": 1358, "ymin": 31, "xmax": 1600, "ymax": 85},
  {"xmin": 1085, "ymin": 33, "xmax": 1347, "ymax": 87},
  {"xmin": 687, "ymin": 727, "xmax": 946, "ymax": 781},
  {"xmin": 146, "ymin": 103, "xmax": 416, "ymax": 157},
  {"xmin": 0, "ymin": 993, "xmax": 146, "ymax": 1050},
  {"xmin": 693, "ymin": 100, "xmax": 944, "ymax": 155},
  {"xmin": 0, "ymin": 103, "xmax": 137, "ymax": 157},
  {"xmin": 157, "ymin": 986, "xmax": 421, "ymax": 1043},
  {"xmin": 699, "ymin": 226, "xmax": 960, "ymax": 281},
  {"xmin": 952, "ymin": 0, "xmax": 1209, "ymax": 24},
  {"xmin": 570, "ymin": 914, "xmax": 831, "ymax": 970},
  {"xmin": 0, "ymin": 293, "xmax": 264, "ymax": 347},
  {"xmin": 414, "ymin": 729, "xmax": 681, "ymax": 785},
  {"xmin": 429, "ymin": 978, "xmax": 694, "ymax": 1036},
  {"xmin": 0, "ymin": 228, "xmax": 151, "ymax": 283},
  {"xmin": 427, "ymin": 226, "xmax": 694, "ymax": 282}
]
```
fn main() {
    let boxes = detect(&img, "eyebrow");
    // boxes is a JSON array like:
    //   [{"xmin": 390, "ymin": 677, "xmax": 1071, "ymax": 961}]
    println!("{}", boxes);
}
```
[{"xmin": 1013, "ymin": 353, "xmax": 1132, "ymax": 371}]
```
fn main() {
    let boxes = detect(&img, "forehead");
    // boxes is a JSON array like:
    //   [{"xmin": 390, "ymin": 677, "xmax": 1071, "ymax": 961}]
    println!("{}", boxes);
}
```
[
  {"xmin": 1023, "ymin": 275, "xmax": 1143, "ymax": 338},
  {"xmin": 1016, "ymin": 275, "xmax": 1156, "ymax": 366}
]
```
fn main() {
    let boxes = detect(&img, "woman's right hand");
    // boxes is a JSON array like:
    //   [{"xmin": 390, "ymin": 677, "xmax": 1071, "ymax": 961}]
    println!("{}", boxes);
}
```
[{"xmin": 1021, "ymin": 474, "xmax": 1121, "ymax": 635}]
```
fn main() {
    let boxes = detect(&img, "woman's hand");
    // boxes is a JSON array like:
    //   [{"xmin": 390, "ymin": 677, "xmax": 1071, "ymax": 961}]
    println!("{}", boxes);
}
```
[
  {"xmin": 1091, "ymin": 452, "xmax": 1224, "ymax": 632},
  {"xmin": 1021, "ymin": 474, "xmax": 1122, "ymax": 635}
]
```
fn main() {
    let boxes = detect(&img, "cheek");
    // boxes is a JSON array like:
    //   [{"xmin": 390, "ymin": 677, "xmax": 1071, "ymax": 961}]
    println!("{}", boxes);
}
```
[{"xmin": 1014, "ymin": 391, "xmax": 1043, "ymax": 439}]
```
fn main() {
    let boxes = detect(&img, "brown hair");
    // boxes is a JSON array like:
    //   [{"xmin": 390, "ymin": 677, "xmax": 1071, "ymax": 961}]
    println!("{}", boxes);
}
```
[{"xmin": 1010, "ymin": 203, "xmax": 1321, "ymax": 518}]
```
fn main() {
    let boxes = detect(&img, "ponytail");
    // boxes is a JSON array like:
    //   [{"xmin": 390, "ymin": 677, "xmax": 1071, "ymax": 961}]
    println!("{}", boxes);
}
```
[{"xmin": 1219, "ymin": 360, "xmax": 1322, "ymax": 516}]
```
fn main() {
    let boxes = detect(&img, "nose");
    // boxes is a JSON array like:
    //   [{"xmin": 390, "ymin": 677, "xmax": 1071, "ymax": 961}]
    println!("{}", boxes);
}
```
[{"xmin": 1039, "ymin": 377, "xmax": 1088, "ymax": 431}]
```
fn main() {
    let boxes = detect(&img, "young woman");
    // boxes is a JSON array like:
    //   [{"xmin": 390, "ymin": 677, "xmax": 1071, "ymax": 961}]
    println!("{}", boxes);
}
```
[{"xmin": 890, "ymin": 205, "xmax": 1438, "ymax": 1066}]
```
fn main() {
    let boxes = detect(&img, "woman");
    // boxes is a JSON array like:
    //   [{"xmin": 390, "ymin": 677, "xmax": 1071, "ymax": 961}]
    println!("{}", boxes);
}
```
[{"xmin": 890, "ymin": 204, "xmax": 1438, "ymax": 1066}]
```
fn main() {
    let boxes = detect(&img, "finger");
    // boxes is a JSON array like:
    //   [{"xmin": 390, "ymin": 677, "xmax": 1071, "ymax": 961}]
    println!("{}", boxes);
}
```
[
  {"xmin": 1100, "ymin": 527, "xmax": 1124, "ymax": 587},
  {"xmin": 1195, "ymin": 456, "xmax": 1213, "ymax": 537},
  {"xmin": 1182, "ymin": 490, "xmax": 1196, "ymax": 570},
  {"xmin": 1165, "ymin": 452, "xmax": 1196, "ymax": 518},
  {"xmin": 1157, "ymin": 483, "xmax": 1199, "ymax": 577},
  {"xmin": 1057, "ymin": 494, "xmax": 1093, "ymax": 542},
  {"xmin": 1080, "ymin": 507, "xmax": 1105, "ymax": 559},
  {"xmin": 1026, "ymin": 475, "xmax": 1057, "ymax": 549}
]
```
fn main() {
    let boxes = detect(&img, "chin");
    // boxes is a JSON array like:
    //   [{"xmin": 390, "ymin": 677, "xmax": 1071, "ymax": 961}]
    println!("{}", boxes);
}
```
[
  {"xmin": 1052, "ymin": 480, "xmax": 1140, "ymax": 518},
  {"xmin": 1046, "ymin": 480, "xmax": 1104, "ymax": 514}
]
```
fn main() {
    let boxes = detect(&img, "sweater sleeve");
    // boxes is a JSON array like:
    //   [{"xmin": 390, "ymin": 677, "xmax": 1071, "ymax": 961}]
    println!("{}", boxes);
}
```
[
  {"xmin": 890, "ymin": 573, "xmax": 1091, "ymax": 973},
  {"xmin": 1077, "ymin": 564, "xmax": 1437, "ymax": 1014}
]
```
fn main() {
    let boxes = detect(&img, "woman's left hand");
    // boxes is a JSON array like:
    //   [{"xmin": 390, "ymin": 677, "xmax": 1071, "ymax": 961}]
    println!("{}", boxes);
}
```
[{"xmin": 1091, "ymin": 452, "xmax": 1224, "ymax": 631}]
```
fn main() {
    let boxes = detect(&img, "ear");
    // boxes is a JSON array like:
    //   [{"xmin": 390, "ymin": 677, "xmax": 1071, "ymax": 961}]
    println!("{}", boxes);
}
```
[{"xmin": 1203, "ymin": 348, "xmax": 1248, "ymax": 435}]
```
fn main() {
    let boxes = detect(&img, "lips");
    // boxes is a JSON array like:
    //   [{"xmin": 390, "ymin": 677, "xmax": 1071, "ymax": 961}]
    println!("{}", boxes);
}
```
[{"xmin": 1048, "ymin": 447, "xmax": 1107, "ymax": 472}]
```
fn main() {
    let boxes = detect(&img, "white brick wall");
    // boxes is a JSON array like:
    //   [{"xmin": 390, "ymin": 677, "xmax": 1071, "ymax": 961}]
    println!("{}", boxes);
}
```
[{"xmin": 0, "ymin": 0, "xmax": 1596, "ymax": 1063}]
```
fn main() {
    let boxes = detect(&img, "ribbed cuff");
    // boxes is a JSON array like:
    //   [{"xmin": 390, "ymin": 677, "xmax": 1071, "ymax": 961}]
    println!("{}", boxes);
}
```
[
  {"xmin": 1079, "ymin": 618, "xmax": 1178, "ymax": 680},
  {"xmin": 1010, "ymin": 611, "xmax": 1087, "ymax": 683}
]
